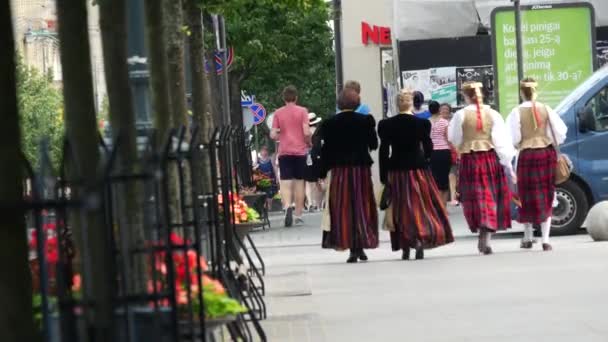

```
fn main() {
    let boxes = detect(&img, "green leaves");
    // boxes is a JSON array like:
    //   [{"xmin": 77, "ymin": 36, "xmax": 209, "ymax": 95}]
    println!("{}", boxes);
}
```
[
  {"xmin": 223, "ymin": 0, "xmax": 335, "ymax": 118},
  {"xmin": 16, "ymin": 56, "xmax": 64, "ymax": 170}
]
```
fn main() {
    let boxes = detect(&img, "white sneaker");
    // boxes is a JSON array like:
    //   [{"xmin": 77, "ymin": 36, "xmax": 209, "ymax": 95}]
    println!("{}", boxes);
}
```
[{"xmin": 294, "ymin": 216, "xmax": 305, "ymax": 226}]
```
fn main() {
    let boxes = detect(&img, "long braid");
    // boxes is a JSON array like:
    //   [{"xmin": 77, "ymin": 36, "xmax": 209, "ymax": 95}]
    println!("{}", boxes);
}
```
[
  {"xmin": 475, "ymin": 87, "xmax": 483, "ymax": 131},
  {"xmin": 521, "ymin": 79, "xmax": 541, "ymax": 129},
  {"xmin": 531, "ymin": 100, "xmax": 542, "ymax": 129}
]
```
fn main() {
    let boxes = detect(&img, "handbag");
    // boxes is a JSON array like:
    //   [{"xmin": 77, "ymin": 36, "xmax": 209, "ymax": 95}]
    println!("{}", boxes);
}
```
[
  {"xmin": 546, "ymin": 107, "xmax": 572, "ymax": 185},
  {"xmin": 379, "ymin": 183, "xmax": 391, "ymax": 210}
]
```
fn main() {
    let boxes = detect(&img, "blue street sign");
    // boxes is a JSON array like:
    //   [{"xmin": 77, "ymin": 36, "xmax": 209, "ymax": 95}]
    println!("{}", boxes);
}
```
[
  {"xmin": 241, "ymin": 91, "xmax": 254, "ymax": 107},
  {"xmin": 250, "ymin": 103, "xmax": 267, "ymax": 126}
]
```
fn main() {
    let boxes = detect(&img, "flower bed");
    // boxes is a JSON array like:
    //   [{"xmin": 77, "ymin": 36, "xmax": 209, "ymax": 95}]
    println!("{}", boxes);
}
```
[
  {"xmin": 28, "ymin": 221, "xmax": 246, "ymax": 329},
  {"xmin": 218, "ymin": 193, "xmax": 260, "ymax": 224},
  {"xmin": 148, "ymin": 233, "xmax": 247, "ymax": 319}
]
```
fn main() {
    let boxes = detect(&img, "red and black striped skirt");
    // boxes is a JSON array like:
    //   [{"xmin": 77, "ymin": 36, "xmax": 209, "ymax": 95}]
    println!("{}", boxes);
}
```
[
  {"xmin": 388, "ymin": 169, "xmax": 454, "ymax": 250},
  {"xmin": 517, "ymin": 147, "xmax": 557, "ymax": 224},
  {"xmin": 322, "ymin": 166, "xmax": 379, "ymax": 250},
  {"xmin": 459, "ymin": 150, "xmax": 512, "ymax": 232}
]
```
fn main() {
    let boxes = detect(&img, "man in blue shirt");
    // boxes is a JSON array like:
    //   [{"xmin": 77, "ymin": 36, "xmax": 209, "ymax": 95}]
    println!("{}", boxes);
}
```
[
  {"xmin": 413, "ymin": 90, "xmax": 431, "ymax": 119},
  {"xmin": 340, "ymin": 80, "xmax": 371, "ymax": 115}
]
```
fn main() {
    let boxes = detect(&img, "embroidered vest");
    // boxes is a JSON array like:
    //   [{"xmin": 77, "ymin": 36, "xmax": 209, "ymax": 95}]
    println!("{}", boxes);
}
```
[
  {"xmin": 459, "ymin": 108, "xmax": 495, "ymax": 154},
  {"xmin": 518, "ymin": 104, "xmax": 552, "ymax": 150}
]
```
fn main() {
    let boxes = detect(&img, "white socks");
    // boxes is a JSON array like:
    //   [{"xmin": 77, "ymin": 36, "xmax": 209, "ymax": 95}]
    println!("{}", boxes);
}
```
[
  {"xmin": 523, "ymin": 223, "xmax": 534, "ymax": 242},
  {"xmin": 541, "ymin": 217, "xmax": 552, "ymax": 244}
]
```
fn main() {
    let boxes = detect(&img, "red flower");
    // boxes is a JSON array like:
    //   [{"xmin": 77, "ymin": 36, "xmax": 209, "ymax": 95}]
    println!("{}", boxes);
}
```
[
  {"xmin": 170, "ymin": 233, "xmax": 184, "ymax": 246},
  {"xmin": 72, "ymin": 274, "xmax": 82, "ymax": 292}
]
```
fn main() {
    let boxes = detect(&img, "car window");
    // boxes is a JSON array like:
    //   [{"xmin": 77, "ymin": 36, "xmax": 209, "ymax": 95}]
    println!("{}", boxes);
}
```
[
  {"xmin": 555, "ymin": 65, "xmax": 608, "ymax": 115},
  {"xmin": 584, "ymin": 86, "xmax": 608, "ymax": 132}
]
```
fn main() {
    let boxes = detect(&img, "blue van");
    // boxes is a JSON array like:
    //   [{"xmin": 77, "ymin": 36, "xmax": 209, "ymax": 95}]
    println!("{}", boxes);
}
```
[{"xmin": 552, "ymin": 65, "xmax": 608, "ymax": 235}]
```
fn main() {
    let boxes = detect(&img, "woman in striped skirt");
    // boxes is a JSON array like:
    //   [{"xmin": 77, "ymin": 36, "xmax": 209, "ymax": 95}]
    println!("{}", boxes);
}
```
[
  {"xmin": 319, "ymin": 88, "xmax": 379, "ymax": 263},
  {"xmin": 448, "ymin": 82, "xmax": 516, "ymax": 255},
  {"xmin": 378, "ymin": 90, "xmax": 453, "ymax": 260},
  {"xmin": 506, "ymin": 78, "xmax": 567, "ymax": 251}
]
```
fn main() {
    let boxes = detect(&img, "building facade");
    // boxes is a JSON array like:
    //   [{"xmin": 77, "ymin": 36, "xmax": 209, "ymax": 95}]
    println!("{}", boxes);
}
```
[{"xmin": 11, "ymin": 0, "xmax": 107, "ymax": 110}]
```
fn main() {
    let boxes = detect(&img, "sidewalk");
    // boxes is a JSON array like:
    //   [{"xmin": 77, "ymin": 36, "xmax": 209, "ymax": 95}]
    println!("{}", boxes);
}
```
[{"xmin": 251, "ymin": 210, "xmax": 608, "ymax": 342}]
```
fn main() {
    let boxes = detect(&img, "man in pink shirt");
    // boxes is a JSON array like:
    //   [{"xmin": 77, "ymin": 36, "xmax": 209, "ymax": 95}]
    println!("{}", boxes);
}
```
[{"xmin": 270, "ymin": 86, "xmax": 311, "ymax": 227}]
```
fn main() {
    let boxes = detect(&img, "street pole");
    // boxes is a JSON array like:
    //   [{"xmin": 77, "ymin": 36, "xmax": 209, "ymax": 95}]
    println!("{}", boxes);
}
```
[
  {"xmin": 219, "ymin": 16, "xmax": 231, "ymax": 126},
  {"xmin": 333, "ymin": 0, "xmax": 344, "ymax": 95},
  {"xmin": 127, "ymin": 0, "xmax": 151, "ymax": 131},
  {"xmin": 254, "ymin": 125, "xmax": 259, "ymax": 153},
  {"xmin": 513, "ymin": 0, "xmax": 524, "ymax": 102}
]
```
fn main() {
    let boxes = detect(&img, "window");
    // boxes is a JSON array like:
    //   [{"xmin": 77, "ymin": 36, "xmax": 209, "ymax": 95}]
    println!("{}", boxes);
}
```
[{"xmin": 583, "ymin": 86, "xmax": 608, "ymax": 132}]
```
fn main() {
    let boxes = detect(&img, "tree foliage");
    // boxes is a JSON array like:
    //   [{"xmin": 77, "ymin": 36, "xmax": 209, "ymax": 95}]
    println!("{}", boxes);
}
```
[
  {"xmin": 222, "ymin": 0, "xmax": 336, "ymax": 118},
  {"xmin": 16, "ymin": 56, "xmax": 64, "ymax": 169}
]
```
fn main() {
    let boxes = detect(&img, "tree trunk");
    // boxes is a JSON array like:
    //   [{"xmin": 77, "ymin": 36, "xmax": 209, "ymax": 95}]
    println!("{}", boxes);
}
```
[
  {"xmin": 144, "ymin": 0, "xmax": 172, "ymax": 144},
  {"xmin": 203, "ymin": 12, "xmax": 223, "ymax": 127},
  {"xmin": 56, "ymin": 0, "xmax": 114, "ymax": 340},
  {"xmin": 98, "ymin": 0, "xmax": 145, "ymax": 294},
  {"xmin": 0, "ymin": 2, "xmax": 37, "ymax": 341},
  {"xmin": 164, "ymin": 0, "xmax": 191, "ymax": 224},
  {"xmin": 185, "ymin": 1, "xmax": 214, "ymax": 193},
  {"xmin": 164, "ymin": 0, "xmax": 188, "ymax": 128}
]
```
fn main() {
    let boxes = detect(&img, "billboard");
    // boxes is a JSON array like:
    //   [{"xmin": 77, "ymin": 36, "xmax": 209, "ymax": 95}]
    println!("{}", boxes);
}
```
[
  {"xmin": 492, "ymin": 3, "xmax": 596, "ymax": 115},
  {"xmin": 456, "ymin": 66, "xmax": 495, "ymax": 107}
]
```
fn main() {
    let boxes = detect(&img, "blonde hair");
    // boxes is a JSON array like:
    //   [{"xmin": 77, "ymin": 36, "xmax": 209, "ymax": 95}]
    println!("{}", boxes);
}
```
[
  {"xmin": 520, "ymin": 77, "xmax": 538, "ymax": 101},
  {"xmin": 462, "ymin": 82, "xmax": 484, "ymax": 131},
  {"xmin": 397, "ymin": 89, "xmax": 413, "ymax": 112},
  {"xmin": 520, "ymin": 77, "xmax": 542, "ymax": 129}
]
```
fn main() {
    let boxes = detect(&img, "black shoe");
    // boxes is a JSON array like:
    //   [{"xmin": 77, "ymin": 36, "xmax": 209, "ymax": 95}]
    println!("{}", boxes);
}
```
[
  {"xmin": 483, "ymin": 246, "xmax": 493, "ymax": 255},
  {"xmin": 415, "ymin": 247, "xmax": 424, "ymax": 260},
  {"xmin": 520, "ymin": 240, "xmax": 533, "ymax": 249},
  {"xmin": 358, "ymin": 249, "xmax": 368, "ymax": 261},
  {"xmin": 542, "ymin": 243, "xmax": 553, "ymax": 251},
  {"xmin": 347, "ymin": 254, "xmax": 358, "ymax": 263},
  {"xmin": 284, "ymin": 207, "xmax": 293, "ymax": 227},
  {"xmin": 401, "ymin": 248, "xmax": 410, "ymax": 260}
]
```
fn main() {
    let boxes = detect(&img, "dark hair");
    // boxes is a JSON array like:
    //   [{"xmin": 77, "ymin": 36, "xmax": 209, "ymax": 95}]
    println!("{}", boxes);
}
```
[
  {"xmin": 344, "ymin": 80, "xmax": 361, "ymax": 94},
  {"xmin": 428, "ymin": 100, "xmax": 440, "ymax": 115},
  {"xmin": 337, "ymin": 88, "xmax": 360, "ymax": 110},
  {"xmin": 282, "ymin": 85, "xmax": 298, "ymax": 102},
  {"xmin": 413, "ymin": 91, "xmax": 424, "ymax": 110}
]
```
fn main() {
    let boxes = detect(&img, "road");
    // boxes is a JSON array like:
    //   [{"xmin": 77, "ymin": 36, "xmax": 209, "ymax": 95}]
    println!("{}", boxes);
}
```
[{"xmin": 249, "ymin": 207, "xmax": 608, "ymax": 342}]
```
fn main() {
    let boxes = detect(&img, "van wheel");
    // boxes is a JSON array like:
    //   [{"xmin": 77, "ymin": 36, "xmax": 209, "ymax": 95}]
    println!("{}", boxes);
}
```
[{"xmin": 552, "ymin": 180, "xmax": 589, "ymax": 236}]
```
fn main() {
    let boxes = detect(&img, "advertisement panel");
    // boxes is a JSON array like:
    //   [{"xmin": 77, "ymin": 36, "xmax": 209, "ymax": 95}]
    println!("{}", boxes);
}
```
[
  {"xmin": 430, "ymin": 67, "xmax": 457, "ymax": 106},
  {"xmin": 492, "ymin": 3, "xmax": 596, "ymax": 115},
  {"xmin": 456, "ymin": 66, "xmax": 495, "ymax": 107},
  {"xmin": 402, "ymin": 69, "xmax": 431, "ymax": 99}
]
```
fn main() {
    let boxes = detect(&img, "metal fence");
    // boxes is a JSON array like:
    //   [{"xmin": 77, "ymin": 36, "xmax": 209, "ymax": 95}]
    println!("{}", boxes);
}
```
[{"xmin": 19, "ymin": 126, "xmax": 268, "ymax": 342}]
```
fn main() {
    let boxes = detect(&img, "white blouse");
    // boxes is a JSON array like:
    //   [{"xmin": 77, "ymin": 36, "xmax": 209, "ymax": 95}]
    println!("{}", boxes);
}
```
[
  {"xmin": 505, "ymin": 101, "xmax": 568, "ymax": 147},
  {"xmin": 448, "ymin": 105, "xmax": 516, "ymax": 168}
]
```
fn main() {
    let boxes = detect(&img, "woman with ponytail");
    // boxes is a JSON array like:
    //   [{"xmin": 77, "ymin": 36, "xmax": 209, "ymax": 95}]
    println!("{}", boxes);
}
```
[
  {"xmin": 448, "ymin": 81, "xmax": 515, "ymax": 255},
  {"xmin": 378, "ymin": 90, "xmax": 453, "ymax": 260},
  {"xmin": 506, "ymin": 78, "xmax": 567, "ymax": 251}
]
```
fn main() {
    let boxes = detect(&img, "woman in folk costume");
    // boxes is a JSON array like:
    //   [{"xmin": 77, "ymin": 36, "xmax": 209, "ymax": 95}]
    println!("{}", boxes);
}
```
[
  {"xmin": 319, "ymin": 88, "xmax": 379, "ymax": 263},
  {"xmin": 448, "ymin": 81, "xmax": 516, "ymax": 255},
  {"xmin": 506, "ymin": 78, "xmax": 567, "ymax": 251},
  {"xmin": 379, "ymin": 90, "xmax": 454, "ymax": 260}
]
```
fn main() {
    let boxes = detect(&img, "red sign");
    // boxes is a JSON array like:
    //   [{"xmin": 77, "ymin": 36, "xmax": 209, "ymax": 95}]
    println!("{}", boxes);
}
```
[{"xmin": 361, "ymin": 21, "xmax": 391, "ymax": 45}]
